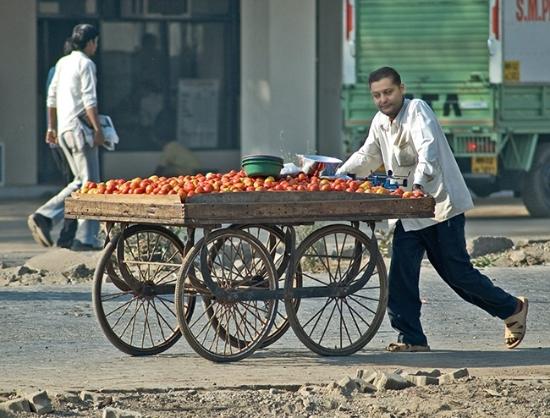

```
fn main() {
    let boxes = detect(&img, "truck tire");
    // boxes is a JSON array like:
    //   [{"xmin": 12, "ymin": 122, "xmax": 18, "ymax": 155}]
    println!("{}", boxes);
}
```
[{"xmin": 522, "ymin": 143, "xmax": 550, "ymax": 217}]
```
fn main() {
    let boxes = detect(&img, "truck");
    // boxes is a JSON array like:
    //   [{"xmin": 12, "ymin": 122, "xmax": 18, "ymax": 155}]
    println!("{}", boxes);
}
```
[{"xmin": 341, "ymin": 0, "xmax": 550, "ymax": 217}]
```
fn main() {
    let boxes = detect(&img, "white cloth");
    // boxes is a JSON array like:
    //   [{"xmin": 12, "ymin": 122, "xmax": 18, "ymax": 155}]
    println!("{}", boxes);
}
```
[
  {"xmin": 80, "ymin": 114, "xmax": 119, "ymax": 151},
  {"xmin": 47, "ymin": 50, "xmax": 98, "ymax": 136},
  {"xmin": 337, "ymin": 98, "xmax": 474, "ymax": 231}
]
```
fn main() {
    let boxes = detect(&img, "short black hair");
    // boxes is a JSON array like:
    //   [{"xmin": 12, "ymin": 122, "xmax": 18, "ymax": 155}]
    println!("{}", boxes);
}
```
[
  {"xmin": 368, "ymin": 66, "xmax": 402, "ymax": 86},
  {"xmin": 70, "ymin": 24, "xmax": 99, "ymax": 51}
]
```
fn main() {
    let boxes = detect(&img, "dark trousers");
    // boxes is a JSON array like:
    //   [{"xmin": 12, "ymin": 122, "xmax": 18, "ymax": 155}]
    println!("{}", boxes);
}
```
[{"xmin": 387, "ymin": 214, "xmax": 517, "ymax": 346}]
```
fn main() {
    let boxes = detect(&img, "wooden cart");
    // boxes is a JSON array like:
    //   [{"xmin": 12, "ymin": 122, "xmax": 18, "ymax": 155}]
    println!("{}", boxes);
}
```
[{"xmin": 65, "ymin": 191, "xmax": 435, "ymax": 362}]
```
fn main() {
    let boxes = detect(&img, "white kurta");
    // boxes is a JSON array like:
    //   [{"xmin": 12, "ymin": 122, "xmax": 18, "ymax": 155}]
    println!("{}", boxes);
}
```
[
  {"xmin": 47, "ymin": 50, "xmax": 98, "ymax": 136},
  {"xmin": 337, "ymin": 98, "xmax": 474, "ymax": 231}
]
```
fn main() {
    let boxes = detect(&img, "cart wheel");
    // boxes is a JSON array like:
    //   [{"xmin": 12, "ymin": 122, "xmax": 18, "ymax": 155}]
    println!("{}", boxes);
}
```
[
  {"xmin": 103, "ymin": 229, "xmax": 130, "ymax": 292},
  {"xmin": 93, "ymin": 225, "xmax": 193, "ymax": 356},
  {"xmin": 231, "ymin": 224, "xmax": 302, "ymax": 348},
  {"xmin": 175, "ymin": 228, "xmax": 278, "ymax": 362},
  {"xmin": 285, "ymin": 224, "xmax": 387, "ymax": 356}
]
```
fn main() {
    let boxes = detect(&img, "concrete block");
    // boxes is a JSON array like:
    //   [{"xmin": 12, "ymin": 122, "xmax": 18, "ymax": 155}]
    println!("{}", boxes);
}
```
[
  {"xmin": 0, "ymin": 409, "xmax": 16, "ymax": 418},
  {"xmin": 439, "ymin": 368, "xmax": 469, "ymax": 384},
  {"xmin": 80, "ymin": 390, "xmax": 106, "ymax": 404},
  {"xmin": 409, "ymin": 369, "xmax": 441, "ymax": 377},
  {"xmin": 27, "ymin": 390, "xmax": 53, "ymax": 414},
  {"xmin": 467, "ymin": 236, "xmax": 513, "ymax": 258},
  {"xmin": 407, "ymin": 375, "xmax": 439, "ymax": 386},
  {"xmin": 103, "ymin": 407, "xmax": 142, "ymax": 418},
  {"xmin": 80, "ymin": 391, "xmax": 95, "ymax": 402},
  {"xmin": 0, "ymin": 398, "xmax": 31, "ymax": 413},
  {"xmin": 353, "ymin": 378, "xmax": 378, "ymax": 393},
  {"xmin": 336, "ymin": 376, "xmax": 358, "ymax": 396},
  {"xmin": 365, "ymin": 371, "xmax": 380, "ymax": 384},
  {"xmin": 375, "ymin": 372, "xmax": 413, "ymax": 391}
]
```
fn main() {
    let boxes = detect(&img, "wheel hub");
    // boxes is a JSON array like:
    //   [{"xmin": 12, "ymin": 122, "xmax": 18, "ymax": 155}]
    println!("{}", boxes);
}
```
[{"xmin": 140, "ymin": 281, "xmax": 157, "ymax": 299}]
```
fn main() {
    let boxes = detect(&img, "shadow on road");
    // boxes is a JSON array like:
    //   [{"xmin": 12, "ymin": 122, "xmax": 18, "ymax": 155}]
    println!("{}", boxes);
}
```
[
  {"xmin": 245, "ymin": 348, "xmax": 550, "ymax": 370},
  {"xmin": 0, "ymin": 290, "xmax": 92, "ymax": 302}
]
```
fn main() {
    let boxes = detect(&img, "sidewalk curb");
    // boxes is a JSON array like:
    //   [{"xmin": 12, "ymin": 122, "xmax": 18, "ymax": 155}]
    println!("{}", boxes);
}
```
[{"xmin": 0, "ymin": 186, "xmax": 59, "ymax": 201}]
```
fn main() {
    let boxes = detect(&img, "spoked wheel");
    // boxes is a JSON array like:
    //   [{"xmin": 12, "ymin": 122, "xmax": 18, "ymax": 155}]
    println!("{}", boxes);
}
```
[
  {"xmin": 93, "ymin": 225, "xmax": 192, "ymax": 356},
  {"xmin": 231, "ymin": 224, "xmax": 302, "ymax": 348},
  {"xmin": 103, "ymin": 226, "xmax": 130, "ymax": 292},
  {"xmin": 175, "ymin": 228, "xmax": 278, "ymax": 362},
  {"xmin": 285, "ymin": 224, "xmax": 387, "ymax": 356}
]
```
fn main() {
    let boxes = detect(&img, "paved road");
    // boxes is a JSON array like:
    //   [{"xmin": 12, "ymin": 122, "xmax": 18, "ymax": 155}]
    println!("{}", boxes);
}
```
[
  {"xmin": 1, "ymin": 267, "xmax": 549, "ymax": 393},
  {"xmin": 464, "ymin": 196, "xmax": 550, "ymax": 241},
  {"xmin": 0, "ymin": 196, "xmax": 549, "ymax": 393}
]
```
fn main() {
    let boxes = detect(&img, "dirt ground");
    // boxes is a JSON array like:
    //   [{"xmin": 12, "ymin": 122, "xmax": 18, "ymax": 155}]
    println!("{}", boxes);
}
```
[
  {"xmin": 1, "ymin": 236, "xmax": 548, "ymax": 417},
  {"xmin": 2, "ymin": 372, "xmax": 549, "ymax": 417}
]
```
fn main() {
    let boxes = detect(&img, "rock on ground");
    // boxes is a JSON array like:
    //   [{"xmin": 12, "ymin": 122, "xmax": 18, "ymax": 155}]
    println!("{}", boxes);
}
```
[{"xmin": 3, "ymin": 372, "xmax": 549, "ymax": 418}]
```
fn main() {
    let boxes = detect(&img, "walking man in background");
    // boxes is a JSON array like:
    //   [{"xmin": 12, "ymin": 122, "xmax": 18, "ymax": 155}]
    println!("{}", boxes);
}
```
[{"xmin": 28, "ymin": 23, "xmax": 104, "ymax": 251}]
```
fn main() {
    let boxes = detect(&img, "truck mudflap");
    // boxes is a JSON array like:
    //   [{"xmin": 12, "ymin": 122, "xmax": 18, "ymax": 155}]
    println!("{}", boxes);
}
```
[{"xmin": 522, "ymin": 143, "xmax": 550, "ymax": 217}]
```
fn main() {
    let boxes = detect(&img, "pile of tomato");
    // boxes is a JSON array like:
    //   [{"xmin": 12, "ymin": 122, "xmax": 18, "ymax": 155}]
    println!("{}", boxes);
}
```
[{"xmin": 78, "ymin": 170, "xmax": 425, "ymax": 201}]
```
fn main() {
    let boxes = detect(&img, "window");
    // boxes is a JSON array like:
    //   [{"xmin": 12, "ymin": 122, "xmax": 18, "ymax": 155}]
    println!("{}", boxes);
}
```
[
  {"xmin": 120, "ymin": 0, "xmax": 189, "ymax": 18},
  {"xmin": 38, "ymin": 0, "xmax": 97, "ymax": 16},
  {"xmin": 100, "ymin": 17, "xmax": 238, "ymax": 151}
]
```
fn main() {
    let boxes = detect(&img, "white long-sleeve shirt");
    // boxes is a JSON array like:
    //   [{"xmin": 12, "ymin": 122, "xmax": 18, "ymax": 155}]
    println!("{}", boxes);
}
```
[
  {"xmin": 47, "ymin": 50, "xmax": 98, "ymax": 135},
  {"xmin": 337, "ymin": 98, "xmax": 474, "ymax": 231}
]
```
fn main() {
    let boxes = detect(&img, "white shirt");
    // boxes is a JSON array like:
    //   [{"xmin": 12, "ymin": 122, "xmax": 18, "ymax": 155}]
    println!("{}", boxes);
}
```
[
  {"xmin": 337, "ymin": 98, "xmax": 474, "ymax": 231},
  {"xmin": 47, "ymin": 50, "xmax": 98, "ymax": 135}
]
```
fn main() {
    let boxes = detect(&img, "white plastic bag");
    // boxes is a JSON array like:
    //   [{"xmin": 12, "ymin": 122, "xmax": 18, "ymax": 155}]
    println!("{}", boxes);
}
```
[{"xmin": 79, "ymin": 114, "xmax": 119, "ymax": 151}]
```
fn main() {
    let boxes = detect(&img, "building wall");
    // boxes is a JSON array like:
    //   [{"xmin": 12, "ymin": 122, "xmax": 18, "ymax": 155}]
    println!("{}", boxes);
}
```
[
  {"xmin": 103, "ymin": 150, "xmax": 241, "ymax": 179},
  {"xmin": 317, "ymin": 0, "xmax": 343, "ymax": 158},
  {"xmin": 0, "ymin": 1, "xmax": 340, "ymax": 187},
  {"xmin": 241, "ymin": 0, "xmax": 316, "ymax": 162},
  {"xmin": 0, "ymin": 0, "xmax": 37, "ymax": 186}
]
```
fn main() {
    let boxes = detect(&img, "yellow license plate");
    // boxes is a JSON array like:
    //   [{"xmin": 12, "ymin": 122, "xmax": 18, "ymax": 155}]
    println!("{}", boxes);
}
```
[{"xmin": 471, "ymin": 157, "xmax": 498, "ymax": 175}]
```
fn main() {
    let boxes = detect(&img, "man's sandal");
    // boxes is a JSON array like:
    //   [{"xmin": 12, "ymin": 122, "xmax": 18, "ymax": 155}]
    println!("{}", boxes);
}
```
[
  {"xmin": 386, "ymin": 342, "xmax": 431, "ymax": 352},
  {"xmin": 504, "ymin": 296, "xmax": 528, "ymax": 349}
]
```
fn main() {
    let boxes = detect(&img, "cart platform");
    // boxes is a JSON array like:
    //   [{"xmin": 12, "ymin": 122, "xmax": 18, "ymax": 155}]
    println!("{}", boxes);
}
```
[
  {"xmin": 65, "ymin": 191, "xmax": 435, "ymax": 225},
  {"xmin": 66, "ymin": 191, "xmax": 435, "ymax": 362}
]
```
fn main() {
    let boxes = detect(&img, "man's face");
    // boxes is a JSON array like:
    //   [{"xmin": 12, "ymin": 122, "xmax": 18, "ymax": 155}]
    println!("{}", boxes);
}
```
[
  {"xmin": 85, "ymin": 37, "xmax": 99, "ymax": 57},
  {"xmin": 370, "ymin": 77, "xmax": 405, "ymax": 118}
]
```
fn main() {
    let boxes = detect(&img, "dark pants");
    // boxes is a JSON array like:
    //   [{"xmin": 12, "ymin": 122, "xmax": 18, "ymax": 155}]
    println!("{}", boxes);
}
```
[{"xmin": 387, "ymin": 214, "xmax": 517, "ymax": 346}]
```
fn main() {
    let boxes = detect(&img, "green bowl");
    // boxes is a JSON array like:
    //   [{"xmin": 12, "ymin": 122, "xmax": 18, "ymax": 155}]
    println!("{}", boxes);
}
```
[
  {"xmin": 241, "ymin": 154, "xmax": 284, "ymax": 177},
  {"xmin": 242, "ymin": 159, "xmax": 283, "ymax": 177}
]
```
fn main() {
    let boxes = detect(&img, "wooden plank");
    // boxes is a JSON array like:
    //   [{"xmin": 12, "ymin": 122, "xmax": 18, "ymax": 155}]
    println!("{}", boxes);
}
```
[
  {"xmin": 68, "ymin": 193, "xmax": 181, "ymax": 204},
  {"xmin": 65, "ymin": 193, "xmax": 183, "ymax": 225},
  {"xmin": 186, "ymin": 191, "xmax": 391, "ymax": 204},
  {"xmin": 64, "ymin": 191, "xmax": 435, "ymax": 225},
  {"xmin": 182, "ymin": 196, "xmax": 434, "ymax": 224}
]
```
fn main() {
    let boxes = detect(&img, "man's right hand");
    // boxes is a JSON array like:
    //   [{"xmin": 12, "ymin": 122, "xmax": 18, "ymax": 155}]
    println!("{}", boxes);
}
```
[
  {"xmin": 45, "ymin": 129, "xmax": 57, "ymax": 145},
  {"xmin": 93, "ymin": 129, "xmax": 106, "ymax": 146}
]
